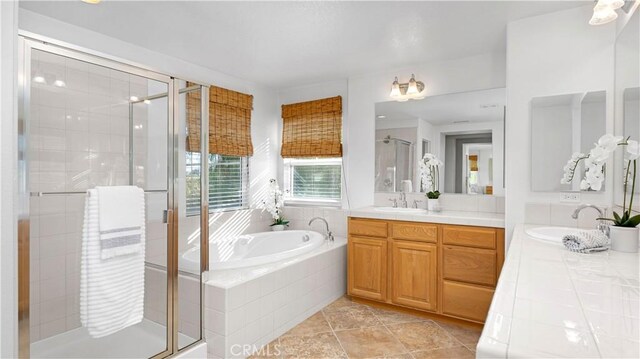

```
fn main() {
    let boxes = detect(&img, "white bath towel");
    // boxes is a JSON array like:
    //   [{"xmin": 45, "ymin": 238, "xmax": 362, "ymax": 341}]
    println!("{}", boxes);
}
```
[
  {"xmin": 96, "ymin": 186, "xmax": 144, "ymax": 259},
  {"xmin": 562, "ymin": 230, "xmax": 609, "ymax": 253},
  {"xmin": 81, "ymin": 187, "xmax": 146, "ymax": 338}
]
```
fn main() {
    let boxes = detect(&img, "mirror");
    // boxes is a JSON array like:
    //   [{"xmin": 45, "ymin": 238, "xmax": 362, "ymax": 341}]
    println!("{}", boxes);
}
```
[
  {"xmin": 530, "ymin": 91, "xmax": 606, "ymax": 192},
  {"xmin": 617, "ymin": 11, "xmax": 639, "ymax": 197},
  {"xmin": 375, "ymin": 88, "xmax": 505, "ymax": 196}
]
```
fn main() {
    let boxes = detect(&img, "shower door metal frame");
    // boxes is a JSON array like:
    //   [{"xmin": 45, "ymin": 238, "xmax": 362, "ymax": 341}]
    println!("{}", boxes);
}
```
[{"xmin": 17, "ymin": 34, "xmax": 209, "ymax": 359}]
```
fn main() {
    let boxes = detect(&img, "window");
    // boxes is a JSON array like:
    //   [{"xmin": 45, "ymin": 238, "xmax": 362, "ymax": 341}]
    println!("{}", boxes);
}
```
[
  {"xmin": 186, "ymin": 153, "xmax": 249, "ymax": 214},
  {"xmin": 283, "ymin": 158, "xmax": 342, "ymax": 205}
]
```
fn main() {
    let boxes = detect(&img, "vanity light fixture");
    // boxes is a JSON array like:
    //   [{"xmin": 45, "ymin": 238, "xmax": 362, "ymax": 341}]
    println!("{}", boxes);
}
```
[
  {"xmin": 389, "ymin": 74, "xmax": 425, "ymax": 102},
  {"xmin": 589, "ymin": 0, "xmax": 624, "ymax": 25}
]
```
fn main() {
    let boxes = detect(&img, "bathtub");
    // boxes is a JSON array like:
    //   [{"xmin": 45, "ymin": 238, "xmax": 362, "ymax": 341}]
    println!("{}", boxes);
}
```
[{"xmin": 179, "ymin": 230, "xmax": 325, "ymax": 272}]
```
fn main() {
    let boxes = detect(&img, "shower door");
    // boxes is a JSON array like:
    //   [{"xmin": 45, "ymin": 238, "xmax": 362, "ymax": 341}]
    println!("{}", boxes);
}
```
[{"xmin": 18, "ymin": 37, "xmax": 207, "ymax": 359}]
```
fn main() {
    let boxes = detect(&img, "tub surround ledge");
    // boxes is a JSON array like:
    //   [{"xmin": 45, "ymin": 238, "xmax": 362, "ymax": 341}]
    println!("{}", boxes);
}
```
[
  {"xmin": 478, "ymin": 224, "xmax": 640, "ymax": 359},
  {"xmin": 349, "ymin": 207, "xmax": 505, "ymax": 228}
]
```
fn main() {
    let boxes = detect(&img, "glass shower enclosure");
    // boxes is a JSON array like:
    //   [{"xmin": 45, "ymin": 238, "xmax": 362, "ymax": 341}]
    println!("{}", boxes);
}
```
[
  {"xmin": 17, "ymin": 36, "xmax": 209, "ymax": 358},
  {"xmin": 374, "ymin": 137, "xmax": 414, "ymax": 192}
]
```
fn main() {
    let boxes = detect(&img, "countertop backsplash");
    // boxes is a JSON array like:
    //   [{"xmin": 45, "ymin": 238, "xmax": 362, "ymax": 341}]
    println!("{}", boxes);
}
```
[{"xmin": 374, "ymin": 192, "xmax": 505, "ymax": 214}]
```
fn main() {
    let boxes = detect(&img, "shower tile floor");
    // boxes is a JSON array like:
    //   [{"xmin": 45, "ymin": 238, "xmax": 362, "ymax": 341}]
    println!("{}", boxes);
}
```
[{"xmin": 246, "ymin": 296, "xmax": 480, "ymax": 359}]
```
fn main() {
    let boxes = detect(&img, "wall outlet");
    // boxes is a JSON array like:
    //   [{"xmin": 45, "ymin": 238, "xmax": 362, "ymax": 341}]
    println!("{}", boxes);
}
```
[{"xmin": 560, "ymin": 192, "xmax": 581, "ymax": 203}]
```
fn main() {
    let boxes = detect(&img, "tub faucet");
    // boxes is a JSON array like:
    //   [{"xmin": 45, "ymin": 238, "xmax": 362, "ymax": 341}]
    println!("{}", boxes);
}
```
[
  {"xmin": 309, "ymin": 217, "xmax": 334, "ymax": 242},
  {"xmin": 572, "ymin": 204, "xmax": 610, "ymax": 236}
]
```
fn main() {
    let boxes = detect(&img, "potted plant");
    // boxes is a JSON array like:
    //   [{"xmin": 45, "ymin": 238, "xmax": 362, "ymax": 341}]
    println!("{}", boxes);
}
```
[
  {"xmin": 561, "ymin": 134, "xmax": 639, "ymax": 252},
  {"xmin": 264, "ymin": 179, "xmax": 289, "ymax": 231},
  {"xmin": 420, "ymin": 153, "xmax": 443, "ymax": 211}
]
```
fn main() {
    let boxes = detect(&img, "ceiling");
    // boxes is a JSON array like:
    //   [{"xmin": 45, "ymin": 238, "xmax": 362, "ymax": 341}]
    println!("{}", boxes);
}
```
[
  {"xmin": 376, "ymin": 87, "xmax": 506, "ymax": 125},
  {"xmin": 20, "ymin": 1, "xmax": 587, "ymax": 89}
]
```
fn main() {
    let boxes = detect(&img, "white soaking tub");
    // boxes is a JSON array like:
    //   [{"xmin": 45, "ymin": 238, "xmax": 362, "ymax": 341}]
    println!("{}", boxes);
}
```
[{"xmin": 180, "ymin": 230, "xmax": 325, "ymax": 272}]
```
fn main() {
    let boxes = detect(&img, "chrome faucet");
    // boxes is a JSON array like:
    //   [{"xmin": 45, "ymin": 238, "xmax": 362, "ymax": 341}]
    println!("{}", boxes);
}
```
[
  {"xmin": 399, "ymin": 192, "xmax": 408, "ymax": 208},
  {"xmin": 572, "ymin": 204, "xmax": 610, "ymax": 237},
  {"xmin": 388, "ymin": 198, "xmax": 398, "ymax": 208},
  {"xmin": 309, "ymin": 217, "xmax": 334, "ymax": 242},
  {"xmin": 412, "ymin": 199, "xmax": 423, "ymax": 209}
]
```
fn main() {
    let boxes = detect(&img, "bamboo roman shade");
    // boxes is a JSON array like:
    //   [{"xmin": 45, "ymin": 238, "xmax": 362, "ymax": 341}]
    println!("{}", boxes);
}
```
[
  {"xmin": 186, "ymin": 85, "xmax": 254, "ymax": 156},
  {"xmin": 281, "ymin": 96, "xmax": 343, "ymax": 158}
]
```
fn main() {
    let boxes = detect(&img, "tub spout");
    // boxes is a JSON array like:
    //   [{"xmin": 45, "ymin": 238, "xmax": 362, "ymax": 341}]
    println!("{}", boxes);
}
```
[{"xmin": 308, "ymin": 217, "xmax": 334, "ymax": 242}]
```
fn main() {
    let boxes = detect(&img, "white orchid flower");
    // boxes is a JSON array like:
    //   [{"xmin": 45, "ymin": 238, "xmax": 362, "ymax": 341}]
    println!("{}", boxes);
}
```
[{"xmin": 597, "ymin": 134, "xmax": 624, "ymax": 152}]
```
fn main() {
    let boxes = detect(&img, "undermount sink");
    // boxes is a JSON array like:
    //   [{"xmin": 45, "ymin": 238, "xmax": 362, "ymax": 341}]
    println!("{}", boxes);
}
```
[
  {"xmin": 373, "ymin": 207, "xmax": 426, "ymax": 213},
  {"xmin": 525, "ymin": 226, "xmax": 583, "ymax": 243}
]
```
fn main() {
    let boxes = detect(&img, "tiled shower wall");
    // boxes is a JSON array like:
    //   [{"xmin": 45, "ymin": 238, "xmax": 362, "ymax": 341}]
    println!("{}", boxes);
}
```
[{"xmin": 28, "ymin": 49, "xmax": 157, "ymax": 341}]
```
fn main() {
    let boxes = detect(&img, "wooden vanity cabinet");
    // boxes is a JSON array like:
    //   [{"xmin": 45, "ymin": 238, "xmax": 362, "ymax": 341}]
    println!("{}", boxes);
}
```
[{"xmin": 347, "ymin": 217, "xmax": 504, "ymax": 325}]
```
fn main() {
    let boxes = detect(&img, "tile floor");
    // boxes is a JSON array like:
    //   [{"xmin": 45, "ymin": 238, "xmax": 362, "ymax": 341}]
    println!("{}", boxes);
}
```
[{"xmin": 249, "ymin": 296, "xmax": 481, "ymax": 359}]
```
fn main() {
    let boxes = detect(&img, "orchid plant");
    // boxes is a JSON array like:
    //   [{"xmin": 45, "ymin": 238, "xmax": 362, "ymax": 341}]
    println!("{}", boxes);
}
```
[
  {"xmin": 420, "ymin": 153, "xmax": 443, "ymax": 199},
  {"xmin": 264, "ymin": 179, "xmax": 289, "ymax": 227},
  {"xmin": 561, "ymin": 134, "xmax": 640, "ymax": 227}
]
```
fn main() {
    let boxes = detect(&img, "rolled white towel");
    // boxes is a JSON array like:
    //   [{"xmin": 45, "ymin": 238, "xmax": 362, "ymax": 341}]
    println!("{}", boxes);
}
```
[{"xmin": 563, "ymin": 230, "xmax": 609, "ymax": 253}]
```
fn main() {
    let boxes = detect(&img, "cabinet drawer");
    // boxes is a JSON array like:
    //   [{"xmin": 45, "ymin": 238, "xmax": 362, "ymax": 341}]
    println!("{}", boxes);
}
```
[
  {"xmin": 442, "ymin": 280, "xmax": 494, "ymax": 323},
  {"xmin": 442, "ymin": 225, "xmax": 496, "ymax": 249},
  {"xmin": 443, "ymin": 246, "xmax": 497, "ymax": 286},
  {"xmin": 349, "ymin": 218, "xmax": 388, "ymax": 238},
  {"xmin": 391, "ymin": 222, "xmax": 437, "ymax": 243}
]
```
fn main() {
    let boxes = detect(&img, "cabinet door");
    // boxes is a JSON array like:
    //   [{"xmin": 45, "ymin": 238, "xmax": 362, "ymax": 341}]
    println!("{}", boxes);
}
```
[
  {"xmin": 391, "ymin": 240, "xmax": 438, "ymax": 311},
  {"xmin": 348, "ymin": 236, "xmax": 387, "ymax": 301},
  {"xmin": 442, "ymin": 280, "xmax": 494, "ymax": 323}
]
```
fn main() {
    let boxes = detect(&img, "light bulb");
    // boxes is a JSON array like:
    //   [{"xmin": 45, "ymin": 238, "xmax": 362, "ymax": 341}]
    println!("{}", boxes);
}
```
[
  {"xmin": 143, "ymin": 99, "xmax": 151, "ymax": 105},
  {"xmin": 33, "ymin": 74, "xmax": 46, "ymax": 84},
  {"xmin": 53, "ymin": 79, "xmax": 66, "ymax": 87},
  {"xmin": 390, "ymin": 77, "xmax": 401, "ymax": 98},
  {"xmin": 406, "ymin": 74, "xmax": 419, "ymax": 95},
  {"xmin": 595, "ymin": 0, "xmax": 624, "ymax": 10},
  {"xmin": 589, "ymin": 5, "xmax": 618, "ymax": 25}
]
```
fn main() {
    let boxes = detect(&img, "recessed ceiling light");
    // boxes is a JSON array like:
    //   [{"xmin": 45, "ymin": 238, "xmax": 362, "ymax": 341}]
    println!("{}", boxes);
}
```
[
  {"xmin": 376, "ymin": 115, "xmax": 386, "ymax": 119},
  {"xmin": 53, "ymin": 80, "xmax": 66, "ymax": 87},
  {"xmin": 129, "ymin": 96, "xmax": 139, "ymax": 102},
  {"xmin": 81, "ymin": 0, "xmax": 101, "ymax": 4}
]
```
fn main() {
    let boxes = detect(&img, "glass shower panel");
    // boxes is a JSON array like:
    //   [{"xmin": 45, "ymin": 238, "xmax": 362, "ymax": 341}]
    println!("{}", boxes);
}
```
[
  {"xmin": 375, "ymin": 140, "xmax": 398, "ymax": 192},
  {"xmin": 27, "ymin": 47, "xmax": 171, "ymax": 358},
  {"xmin": 175, "ymin": 81, "xmax": 203, "ymax": 349}
]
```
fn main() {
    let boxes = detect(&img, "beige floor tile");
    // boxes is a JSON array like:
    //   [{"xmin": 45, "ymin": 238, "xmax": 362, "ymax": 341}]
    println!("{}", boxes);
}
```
[
  {"xmin": 282, "ymin": 312, "xmax": 333, "ymax": 337},
  {"xmin": 324, "ymin": 305, "xmax": 382, "ymax": 331},
  {"xmin": 278, "ymin": 332, "xmax": 347, "ymax": 359},
  {"xmin": 369, "ymin": 307, "xmax": 425, "ymax": 325},
  {"xmin": 434, "ymin": 322, "xmax": 482, "ymax": 347},
  {"xmin": 411, "ymin": 346, "xmax": 475, "ymax": 359},
  {"xmin": 334, "ymin": 326, "xmax": 408, "ymax": 359},
  {"xmin": 323, "ymin": 296, "xmax": 364, "ymax": 312},
  {"xmin": 386, "ymin": 321, "xmax": 459, "ymax": 352}
]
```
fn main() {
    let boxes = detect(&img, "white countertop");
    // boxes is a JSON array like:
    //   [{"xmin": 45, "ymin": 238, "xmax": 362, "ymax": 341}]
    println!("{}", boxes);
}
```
[
  {"xmin": 478, "ymin": 224, "xmax": 640, "ymax": 358},
  {"xmin": 348, "ymin": 206, "xmax": 505, "ymax": 228}
]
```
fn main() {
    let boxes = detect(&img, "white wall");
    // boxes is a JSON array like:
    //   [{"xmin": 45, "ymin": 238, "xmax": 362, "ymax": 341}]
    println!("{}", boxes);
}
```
[
  {"xmin": 505, "ymin": 4, "xmax": 616, "ymax": 241},
  {"xmin": 0, "ymin": 1, "xmax": 18, "ymax": 357}
]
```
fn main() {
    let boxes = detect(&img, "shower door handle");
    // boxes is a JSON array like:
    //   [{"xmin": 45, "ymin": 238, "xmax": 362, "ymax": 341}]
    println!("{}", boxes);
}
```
[{"xmin": 163, "ymin": 209, "xmax": 173, "ymax": 224}]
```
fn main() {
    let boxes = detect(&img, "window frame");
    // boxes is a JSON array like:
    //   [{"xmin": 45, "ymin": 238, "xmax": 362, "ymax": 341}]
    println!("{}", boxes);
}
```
[{"xmin": 283, "ymin": 157, "xmax": 343, "ymax": 207}]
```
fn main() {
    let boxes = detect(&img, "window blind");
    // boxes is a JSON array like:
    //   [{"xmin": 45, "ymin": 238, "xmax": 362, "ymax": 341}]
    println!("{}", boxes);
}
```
[
  {"xmin": 281, "ymin": 96, "xmax": 342, "ymax": 158},
  {"xmin": 186, "ymin": 85, "xmax": 254, "ymax": 157},
  {"xmin": 284, "ymin": 158, "xmax": 342, "ymax": 202},
  {"xmin": 185, "ymin": 153, "xmax": 249, "ymax": 214}
]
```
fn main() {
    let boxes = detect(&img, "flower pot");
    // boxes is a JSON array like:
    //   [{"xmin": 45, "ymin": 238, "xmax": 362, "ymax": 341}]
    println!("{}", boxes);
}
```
[
  {"xmin": 271, "ymin": 225, "xmax": 285, "ymax": 232},
  {"xmin": 427, "ymin": 198, "xmax": 440, "ymax": 211},
  {"xmin": 610, "ymin": 226, "xmax": 639, "ymax": 253}
]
